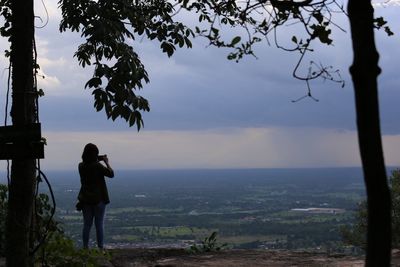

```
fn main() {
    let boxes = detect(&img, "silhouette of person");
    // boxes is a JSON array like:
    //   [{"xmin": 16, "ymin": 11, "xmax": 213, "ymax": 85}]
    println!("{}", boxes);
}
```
[{"xmin": 77, "ymin": 143, "xmax": 114, "ymax": 249}]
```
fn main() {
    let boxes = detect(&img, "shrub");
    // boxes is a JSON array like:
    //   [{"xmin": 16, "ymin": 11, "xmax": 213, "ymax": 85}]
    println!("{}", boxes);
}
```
[
  {"xmin": 341, "ymin": 169, "xmax": 400, "ymax": 249},
  {"xmin": 0, "ymin": 184, "xmax": 109, "ymax": 266},
  {"xmin": 189, "ymin": 231, "xmax": 228, "ymax": 253}
]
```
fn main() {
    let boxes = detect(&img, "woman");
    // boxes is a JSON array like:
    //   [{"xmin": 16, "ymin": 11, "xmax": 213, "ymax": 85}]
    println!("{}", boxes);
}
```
[{"xmin": 77, "ymin": 143, "xmax": 114, "ymax": 249}]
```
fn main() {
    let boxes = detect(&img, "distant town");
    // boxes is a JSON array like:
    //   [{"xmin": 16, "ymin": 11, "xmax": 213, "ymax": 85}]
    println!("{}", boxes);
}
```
[{"xmin": 290, "ymin": 208, "xmax": 346, "ymax": 214}]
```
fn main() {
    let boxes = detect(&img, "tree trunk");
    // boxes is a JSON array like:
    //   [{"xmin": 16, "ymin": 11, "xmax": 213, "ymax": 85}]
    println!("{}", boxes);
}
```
[
  {"xmin": 5, "ymin": 0, "xmax": 36, "ymax": 266},
  {"xmin": 348, "ymin": 0, "xmax": 391, "ymax": 265}
]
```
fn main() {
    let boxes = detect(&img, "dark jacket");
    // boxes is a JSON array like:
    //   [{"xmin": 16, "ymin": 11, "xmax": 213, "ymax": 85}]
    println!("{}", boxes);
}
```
[{"xmin": 78, "ymin": 162, "xmax": 114, "ymax": 205}]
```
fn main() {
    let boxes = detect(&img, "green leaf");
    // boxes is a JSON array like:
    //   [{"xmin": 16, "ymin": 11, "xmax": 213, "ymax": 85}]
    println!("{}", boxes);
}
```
[
  {"xmin": 85, "ymin": 77, "xmax": 102, "ymax": 88},
  {"xmin": 129, "ymin": 112, "xmax": 136, "ymax": 127},
  {"xmin": 384, "ymin": 26, "xmax": 394, "ymax": 36},
  {"xmin": 94, "ymin": 100, "xmax": 104, "ymax": 111},
  {"xmin": 227, "ymin": 53, "xmax": 237, "ymax": 60},
  {"xmin": 134, "ymin": 111, "xmax": 143, "ymax": 131},
  {"xmin": 184, "ymin": 37, "xmax": 192, "ymax": 48},
  {"xmin": 231, "ymin": 36, "xmax": 241, "ymax": 46},
  {"xmin": 161, "ymin": 42, "xmax": 175, "ymax": 57},
  {"xmin": 291, "ymin": 36, "xmax": 297, "ymax": 44},
  {"xmin": 37, "ymin": 89, "xmax": 45, "ymax": 97},
  {"xmin": 312, "ymin": 12, "xmax": 324, "ymax": 24},
  {"xmin": 374, "ymin": 17, "xmax": 387, "ymax": 28}
]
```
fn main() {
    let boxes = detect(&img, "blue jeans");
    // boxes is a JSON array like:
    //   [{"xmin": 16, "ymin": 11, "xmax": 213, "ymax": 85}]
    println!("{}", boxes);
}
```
[{"xmin": 82, "ymin": 202, "xmax": 106, "ymax": 248}]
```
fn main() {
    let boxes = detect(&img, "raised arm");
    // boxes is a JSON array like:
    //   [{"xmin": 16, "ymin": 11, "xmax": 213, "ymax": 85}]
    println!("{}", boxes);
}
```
[{"xmin": 102, "ymin": 155, "xmax": 114, "ymax": 178}]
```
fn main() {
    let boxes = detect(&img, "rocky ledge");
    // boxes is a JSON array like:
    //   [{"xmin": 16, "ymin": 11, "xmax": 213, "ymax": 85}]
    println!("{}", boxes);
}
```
[
  {"xmin": 3, "ymin": 249, "xmax": 400, "ymax": 266},
  {"xmin": 105, "ymin": 248, "xmax": 400, "ymax": 267}
]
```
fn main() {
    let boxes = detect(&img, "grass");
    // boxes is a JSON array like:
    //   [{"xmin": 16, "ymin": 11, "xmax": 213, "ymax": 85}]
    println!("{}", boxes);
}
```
[
  {"xmin": 219, "ymin": 234, "xmax": 286, "ymax": 245},
  {"xmin": 107, "ymin": 206, "xmax": 183, "ymax": 214},
  {"xmin": 110, "ymin": 226, "xmax": 287, "ymax": 248},
  {"xmin": 118, "ymin": 226, "xmax": 213, "ymax": 238},
  {"xmin": 111, "ymin": 234, "xmax": 141, "ymax": 241}
]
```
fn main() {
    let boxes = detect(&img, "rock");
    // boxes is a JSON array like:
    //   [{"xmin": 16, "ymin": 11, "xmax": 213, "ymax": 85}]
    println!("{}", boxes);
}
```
[{"xmin": 108, "ymin": 249, "xmax": 366, "ymax": 267}]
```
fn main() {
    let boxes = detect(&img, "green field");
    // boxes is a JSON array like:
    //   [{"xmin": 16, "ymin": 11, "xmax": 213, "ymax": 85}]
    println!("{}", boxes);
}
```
[{"xmin": 51, "ymin": 168, "xmax": 365, "ymax": 251}]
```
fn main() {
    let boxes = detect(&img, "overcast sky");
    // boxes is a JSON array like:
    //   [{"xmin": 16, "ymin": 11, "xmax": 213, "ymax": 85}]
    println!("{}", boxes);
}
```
[{"xmin": 1, "ymin": 1, "xmax": 400, "ymax": 170}]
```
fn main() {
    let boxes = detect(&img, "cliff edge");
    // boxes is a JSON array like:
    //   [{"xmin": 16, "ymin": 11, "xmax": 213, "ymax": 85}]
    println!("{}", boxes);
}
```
[
  {"xmin": 2, "ymin": 249, "xmax": 400, "ymax": 266},
  {"xmin": 105, "ymin": 248, "xmax": 400, "ymax": 267}
]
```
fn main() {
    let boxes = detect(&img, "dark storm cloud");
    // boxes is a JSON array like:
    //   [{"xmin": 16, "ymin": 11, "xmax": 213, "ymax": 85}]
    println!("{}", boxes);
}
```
[{"xmin": 7, "ymin": 4, "xmax": 398, "ymax": 134}]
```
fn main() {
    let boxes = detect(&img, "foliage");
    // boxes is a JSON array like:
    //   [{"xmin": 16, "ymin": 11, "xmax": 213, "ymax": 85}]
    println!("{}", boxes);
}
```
[
  {"xmin": 178, "ymin": 0, "xmax": 345, "ymax": 86},
  {"xmin": 373, "ymin": 16, "xmax": 394, "ymax": 36},
  {"xmin": 0, "ymin": 184, "xmax": 106, "ymax": 266},
  {"xmin": 35, "ymin": 232, "xmax": 110, "ymax": 267},
  {"xmin": 0, "ymin": 184, "xmax": 7, "ymax": 256},
  {"xmin": 390, "ymin": 169, "xmax": 400, "ymax": 247},
  {"xmin": 58, "ymin": 0, "xmax": 194, "ymax": 130},
  {"xmin": 32, "ymin": 193, "xmax": 61, "ymax": 249},
  {"xmin": 0, "ymin": 0, "xmax": 11, "ymax": 39},
  {"xmin": 189, "ymin": 231, "xmax": 228, "ymax": 253},
  {"xmin": 341, "ymin": 169, "xmax": 400, "ymax": 249},
  {"xmin": 340, "ymin": 200, "xmax": 367, "ymax": 250}
]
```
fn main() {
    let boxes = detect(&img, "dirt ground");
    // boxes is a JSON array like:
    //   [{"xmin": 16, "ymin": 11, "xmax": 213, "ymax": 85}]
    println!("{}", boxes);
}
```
[
  {"xmin": 106, "ymin": 248, "xmax": 400, "ymax": 267},
  {"xmin": 2, "ymin": 249, "xmax": 400, "ymax": 266}
]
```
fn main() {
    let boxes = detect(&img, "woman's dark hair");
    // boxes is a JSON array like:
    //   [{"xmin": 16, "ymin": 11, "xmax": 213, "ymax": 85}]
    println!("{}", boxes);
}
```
[{"xmin": 82, "ymin": 143, "xmax": 99, "ymax": 163}]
